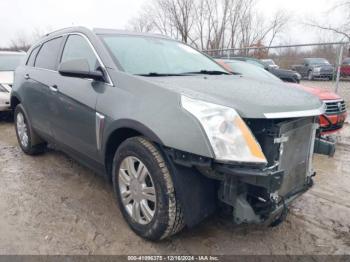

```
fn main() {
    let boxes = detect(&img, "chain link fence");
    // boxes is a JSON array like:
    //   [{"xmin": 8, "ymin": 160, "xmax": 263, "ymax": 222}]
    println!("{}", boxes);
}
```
[{"xmin": 203, "ymin": 42, "xmax": 350, "ymax": 107}]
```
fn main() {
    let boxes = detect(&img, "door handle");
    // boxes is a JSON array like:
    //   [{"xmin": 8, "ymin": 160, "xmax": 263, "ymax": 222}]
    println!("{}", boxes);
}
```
[
  {"xmin": 24, "ymin": 74, "xmax": 30, "ymax": 80},
  {"xmin": 49, "ymin": 85, "xmax": 58, "ymax": 92}
]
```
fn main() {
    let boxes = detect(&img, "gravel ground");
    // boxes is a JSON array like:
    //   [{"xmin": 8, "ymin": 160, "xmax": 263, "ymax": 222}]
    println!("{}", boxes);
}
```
[{"xmin": 0, "ymin": 81, "xmax": 349, "ymax": 255}]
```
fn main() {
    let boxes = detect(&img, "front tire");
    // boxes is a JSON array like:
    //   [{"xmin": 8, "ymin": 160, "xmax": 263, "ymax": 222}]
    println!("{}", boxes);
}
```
[
  {"xmin": 14, "ymin": 104, "xmax": 46, "ymax": 155},
  {"xmin": 112, "ymin": 137, "xmax": 184, "ymax": 240}
]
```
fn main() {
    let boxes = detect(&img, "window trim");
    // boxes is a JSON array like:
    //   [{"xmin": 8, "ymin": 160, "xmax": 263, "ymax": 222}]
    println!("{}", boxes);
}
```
[
  {"xmin": 26, "ymin": 45, "xmax": 40, "ymax": 66},
  {"xmin": 60, "ymin": 33, "xmax": 113, "ymax": 86},
  {"xmin": 28, "ymin": 32, "xmax": 114, "ymax": 86},
  {"xmin": 33, "ymin": 36, "xmax": 64, "ymax": 72}
]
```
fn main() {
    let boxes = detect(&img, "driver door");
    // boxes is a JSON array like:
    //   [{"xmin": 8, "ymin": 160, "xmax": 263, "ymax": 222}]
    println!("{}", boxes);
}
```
[{"xmin": 50, "ymin": 34, "xmax": 105, "ymax": 161}]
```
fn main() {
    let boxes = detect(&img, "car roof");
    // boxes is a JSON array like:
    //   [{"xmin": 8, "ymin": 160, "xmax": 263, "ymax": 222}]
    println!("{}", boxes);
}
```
[
  {"xmin": 44, "ymin": 26, "xmax": 170, "ymax": 40},
  {"xmin": 93, "ymin": 28, "xmax": 171, "ymax": 39}
]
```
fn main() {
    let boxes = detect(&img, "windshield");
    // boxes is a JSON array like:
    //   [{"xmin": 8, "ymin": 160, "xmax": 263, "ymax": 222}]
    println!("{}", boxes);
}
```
[
  {"xmin": 100, "ymin": 35, "xmax": 227, "ymax": 75},
  {"xmin": 0, "ymin": 54, "xmax": 25, "ymax": 71},
  {"xmin": 224, "ymin": 60, "xmax": 282, "ymax": 83},
  {"xmin": 307, "ymin": 58, "xmax": 330, "ymax": 65}
]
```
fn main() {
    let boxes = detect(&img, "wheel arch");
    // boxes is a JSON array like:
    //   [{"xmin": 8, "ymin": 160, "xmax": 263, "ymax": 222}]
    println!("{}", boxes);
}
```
[
  {"xmin": 103, "ymin": 119, "xmax": 163, "ymax": 180},
  {"xmin": 104, "ymin": 119, "xmax": 217, "ymax": 228},
  {"xmin": 10, "ymin": 94, "xmax": 21, "ymax": 110}
]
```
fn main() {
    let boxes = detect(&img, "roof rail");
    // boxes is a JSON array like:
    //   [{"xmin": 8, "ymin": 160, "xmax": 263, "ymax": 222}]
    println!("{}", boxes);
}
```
[{"xmin": 45, "ymin": 26, "xmax": 86, "ymax": 36}]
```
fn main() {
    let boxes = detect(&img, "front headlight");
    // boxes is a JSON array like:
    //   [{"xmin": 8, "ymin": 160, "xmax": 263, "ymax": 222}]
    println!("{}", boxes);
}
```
[
  {"xmin": 181, "ymin": 95, "xmax": 267, "ymax": 164},
  {"xmin": 313, "ymin": 67, "xmax": 321, "ymax": 73}
]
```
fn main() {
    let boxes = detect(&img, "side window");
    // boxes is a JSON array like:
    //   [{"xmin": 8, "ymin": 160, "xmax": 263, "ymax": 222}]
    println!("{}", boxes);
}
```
[
  {"xmin": 61, "ymin": 35, "xmax": 99, "ymax": 71},
  {"xmin": 26, "ymin": 46, "xmax": 40, "ymax": 67},
  {"xmin": 35, "ymin": 37, "xmax": 62, "ymax": 70}
]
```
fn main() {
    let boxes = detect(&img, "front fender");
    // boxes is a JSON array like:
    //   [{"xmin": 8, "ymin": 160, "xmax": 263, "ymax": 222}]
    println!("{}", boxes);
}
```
[{"xmin": 96, "ymin": 72, "xmax": 214, "ymax": 159}]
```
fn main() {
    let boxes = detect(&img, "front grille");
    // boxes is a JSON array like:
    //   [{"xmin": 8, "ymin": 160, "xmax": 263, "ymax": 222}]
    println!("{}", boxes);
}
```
[
  {"xmin": 321, "ymin": 69, "xmax": 334, "ymax": 74},
  {"xmin": 325, "ymin": 100, "xmax": 346, "ymax": 115}
]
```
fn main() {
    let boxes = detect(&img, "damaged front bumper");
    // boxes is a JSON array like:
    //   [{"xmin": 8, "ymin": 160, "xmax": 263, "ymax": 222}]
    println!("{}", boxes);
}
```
[
  {"xmin": 212, "ymin": 165, "xmax": 315, "ymax": 225},
  {"xmin": 200, "ymin": 116, "xmax": 318, "ymax": 226},
  {"xmin": 165, "ymin": 117, "xmax": 318, "ymax": 227}
]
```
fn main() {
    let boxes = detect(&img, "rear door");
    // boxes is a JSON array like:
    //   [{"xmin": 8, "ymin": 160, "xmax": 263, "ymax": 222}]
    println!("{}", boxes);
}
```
[
  {"xmin": 49, "ymin": 34, "xmax": 105, "ymax": 161},
  {"xmin": 21, "ymin": 37, "xmax": 63, "ymax": 138}
]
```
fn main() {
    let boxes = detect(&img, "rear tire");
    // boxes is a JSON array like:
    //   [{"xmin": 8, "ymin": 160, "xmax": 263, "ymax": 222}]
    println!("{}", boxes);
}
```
[
  {"xmin": 112, "ymin": 137, "xmax": 185, "ymax": 241},
  {"xmin": 14, "ymin": 104, "xmax": 46, "ymax": 155}
]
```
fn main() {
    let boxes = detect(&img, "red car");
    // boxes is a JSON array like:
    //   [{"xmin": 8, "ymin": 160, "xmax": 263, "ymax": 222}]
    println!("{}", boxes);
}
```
[
  {"xmin": 217, "ymin": 59, "xmax": 347, "ymax": 135},
  {"xmin": 340, "ymin": 57, "xmax": 350, "ymax": 77},
  {"xmin": 292, "ymin": 84, "xmax": 347, "ymax": 134}
]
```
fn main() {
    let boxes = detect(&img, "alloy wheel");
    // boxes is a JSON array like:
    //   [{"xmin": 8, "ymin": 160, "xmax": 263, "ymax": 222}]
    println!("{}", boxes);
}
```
[
  {"xmin": 16, "ymin": 112, "xmax": 29, "ymax": 148},
  {"xmin": 118, "ymin": 156, "xmax": 157, "ymax": 225}
]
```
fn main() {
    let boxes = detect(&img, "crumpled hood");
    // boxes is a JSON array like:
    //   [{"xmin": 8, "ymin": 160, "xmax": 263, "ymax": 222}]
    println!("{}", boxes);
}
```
[
  {"xmin": 0, "ymin": 71, "xmax": 14, "ymax": 84},
  {"xmin": 145, "ymin": 75, "xmax": 323, "ymax": 119}
]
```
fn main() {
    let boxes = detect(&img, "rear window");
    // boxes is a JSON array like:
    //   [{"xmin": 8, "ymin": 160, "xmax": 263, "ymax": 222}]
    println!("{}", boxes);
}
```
[
  {"xmin": 0, "ymin": 54, "xmax": 25, "ymax": 71},
  {"xmin": 35, "ymin": 37, "xmax": 62, "ymax": 70}
]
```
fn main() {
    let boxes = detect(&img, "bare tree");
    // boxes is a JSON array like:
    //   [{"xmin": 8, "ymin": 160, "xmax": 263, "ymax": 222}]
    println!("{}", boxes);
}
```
[
  {"xmin": 128, "ymin": 13, "xmax": 154, "ymax": 33},
  {"xmin": 166, "ymin": 0, "xmax": 195, "ymax": 43},
  {"xmin": 7, "ymin": 27, "xmax": 51, "ymax": 51},
  {"xmin": 128, "ymin": 0, "xmax": 290, "ymax": 52},
  {"xmin": 306, "ymin": 0, "xmax": 350, "ymax": 41},
  {"xmin": 264, "ymin": 11, "xmax": 290, "ymax": 49}
]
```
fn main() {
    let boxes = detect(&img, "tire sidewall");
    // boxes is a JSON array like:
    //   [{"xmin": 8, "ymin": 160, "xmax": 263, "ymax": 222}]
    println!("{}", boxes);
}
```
[
  {"xmin": 112, "ymin": 138, "xmax": 173, "ymax": 240},
  {"xmin": 14, "ymin": 104, "xmax": 32, "ymax": 153}
]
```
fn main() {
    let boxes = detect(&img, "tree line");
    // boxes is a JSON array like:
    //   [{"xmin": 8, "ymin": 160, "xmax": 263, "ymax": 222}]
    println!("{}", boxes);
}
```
[
  {"xmin": 1, "ymin": 0, "xmax": 349, "ymax": 53},
  {"xmin": 128, "ymin": 0, "xmax": 290, "ymax": 51}
]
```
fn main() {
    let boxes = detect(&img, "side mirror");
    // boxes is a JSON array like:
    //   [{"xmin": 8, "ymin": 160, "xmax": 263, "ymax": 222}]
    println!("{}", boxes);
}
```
[{"xmin": 58, "ymin": 59, "xmax": 105, "ymax": 82}]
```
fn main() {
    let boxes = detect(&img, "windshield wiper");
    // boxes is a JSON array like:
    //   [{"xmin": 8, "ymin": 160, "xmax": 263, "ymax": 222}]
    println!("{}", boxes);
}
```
[
  {"xmin": 136, "ymin": 72, "xmax": 186, "ymax": 77},
  {"xmin": 136, "ymin": 70, "xmax": 231, "ymax": 77},
  {"xmin": 181, "ymin": 70, "xmax": 231, "ymax": 75}
]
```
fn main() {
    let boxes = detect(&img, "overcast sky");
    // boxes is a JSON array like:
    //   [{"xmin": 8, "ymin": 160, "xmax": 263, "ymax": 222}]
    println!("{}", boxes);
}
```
[{"xmin": 0, "ymin": 0, "xmax": 339, "ymax": 47}]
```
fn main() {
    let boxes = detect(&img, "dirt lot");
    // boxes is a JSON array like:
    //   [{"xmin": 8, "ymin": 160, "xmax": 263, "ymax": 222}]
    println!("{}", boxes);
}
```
[{"xmin": 0, "ymin": 81, "xmax": 349, "ymax": 255}]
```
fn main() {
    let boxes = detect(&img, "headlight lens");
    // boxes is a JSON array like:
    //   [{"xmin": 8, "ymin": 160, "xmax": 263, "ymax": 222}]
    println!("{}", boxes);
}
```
[
  {"xmin": 181, "ymin": 95, "xmax": 267, "ymax": 164},
  {"xmin": 313, "ymin": 67, "xmax": 321, "ymax": 73}
]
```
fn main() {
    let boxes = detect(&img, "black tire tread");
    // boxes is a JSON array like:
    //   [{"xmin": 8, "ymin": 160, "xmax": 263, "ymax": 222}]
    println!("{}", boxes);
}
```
[
  {"xmin": 137, "ymin": 137, "xmax": 185, "ymax": 239},
  {"xmin": 14, "ymin": 105, "xmax": 46, "ymax": 155}
]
